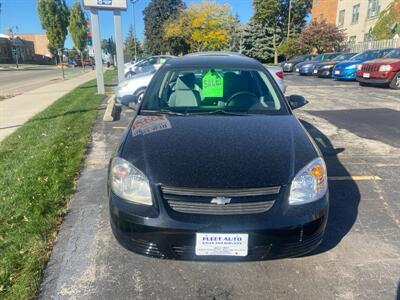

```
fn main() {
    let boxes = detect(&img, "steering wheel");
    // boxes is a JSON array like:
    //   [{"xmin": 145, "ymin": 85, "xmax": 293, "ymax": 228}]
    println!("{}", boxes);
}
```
[{"xmin": 226, "ymin": 91, "xmax": 258, "ymax": 108}]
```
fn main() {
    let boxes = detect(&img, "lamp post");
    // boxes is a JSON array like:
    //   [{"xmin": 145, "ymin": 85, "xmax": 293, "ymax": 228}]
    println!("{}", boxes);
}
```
[
  {"xmin": 7, "ymin": 26, "xmax": 19, "ymax": 68},
  {"xmin": 130, "ymin": 0, "xmax": 138, "ymax": 62},
  {"xmin": 287, "ymin": 0, "xmax": 292, "ymax": 38}
]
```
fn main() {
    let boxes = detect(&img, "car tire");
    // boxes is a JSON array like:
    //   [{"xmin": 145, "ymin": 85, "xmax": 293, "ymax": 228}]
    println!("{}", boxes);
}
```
[
  {"xmin": 389, "ymin": 72, "xmax": 400, "ymax": 90},
  {"xmin": 125, "ymin": 71, "xmax": 136, "ymax": 79},
  {"xmin": 136, "ymin": 91, "xmax": 144, "ymax": 104}
]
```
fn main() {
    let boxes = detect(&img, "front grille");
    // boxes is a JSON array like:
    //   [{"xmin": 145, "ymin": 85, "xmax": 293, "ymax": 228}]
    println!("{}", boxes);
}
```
[
  {"xmin": 161, "ymin": 186, "xmax": 280, "ymax": 215},
  {"xmin": 362, "ymin": 64, "xmax": 379, "ymax": 72}
]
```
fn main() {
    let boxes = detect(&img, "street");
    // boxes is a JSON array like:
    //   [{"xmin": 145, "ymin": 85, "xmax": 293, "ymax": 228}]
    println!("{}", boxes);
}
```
[
  {"xmin": 39, "ymin": 75, "xmax": 400, "ymax": 300},
  {"xmin": 0, "ymin": 66, "xmax": 85, "ymax": 99}
]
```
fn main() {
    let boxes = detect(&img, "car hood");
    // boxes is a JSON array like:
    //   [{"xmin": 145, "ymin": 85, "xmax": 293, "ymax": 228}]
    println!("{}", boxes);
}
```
[
  {"xmin": 363, "ymin": 58, "xmax": 400, "ymax": 65},
  {"xmin": 317, "ymin": 60, "xmax": 339, "ymax": 66},
  {"xmin": 297, "ymin": 60, "xmax": 319, "ymax": 68},
  {"xmin": 335, "ymin": 60, "xmax": 363, "ymax": 68},
  {"xmin": 120, "ymin": 115, "xmax": 319, "ymax": 188}
]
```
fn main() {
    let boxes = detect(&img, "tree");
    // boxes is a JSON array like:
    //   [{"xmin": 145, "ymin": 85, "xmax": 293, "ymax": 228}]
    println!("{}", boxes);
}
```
[
  {"xmin": 125, "ymin": 25, "xmax": 144, "ymax": 60},
  {"xmin": 37, "ymin": 0, "xmax": 70, "ymax": 79},
  {"xmin": 277, "ymin": 36, "xmax": 307, "ymax": 59},
  {"xmin": 163, "ymin": 12, "xmax": 191, "ymax": 55},
  {"xmin": 298, "ymin": 20, "xmax": 346, "ymax": 53},
  {"xmin": 102, "ymin": 37, "xmax": 116, "ymax": 64},
  {"xmin": 253, "ymin": 0, "xmax": 312, "ymax": 64},
  {"xmin": 372, "ymin": 0, "xmax": 400, "ymax": 40},
  {"xmin": 228, "ymin": 14, "xmax": 243, "ymax": 52},
  {"xmin": 241, "ymin": 19, "xmax": 275, "ymax": 62},
  {"xmin": 143, "ymin": 0, "xmax": 185, "ymax": 54},
  {"xmin": 164, "ymin": 2, "xmax": 235, "ymax": 53},
  {"xmin": 69, "ymin": 1, "xmax": 88, "ymax": 70}
]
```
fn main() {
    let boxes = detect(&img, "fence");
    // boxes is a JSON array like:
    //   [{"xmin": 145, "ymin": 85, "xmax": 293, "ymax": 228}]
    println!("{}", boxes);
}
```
[{"xmin": 346, "ymin": 37, "xmax": 400, "ymax": 52}]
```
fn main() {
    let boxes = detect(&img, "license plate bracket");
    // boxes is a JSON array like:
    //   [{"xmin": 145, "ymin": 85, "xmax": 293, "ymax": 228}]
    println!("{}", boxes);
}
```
[{"xmin": 195, "ymin": 233, "xmax": 248, "ymax": 256}]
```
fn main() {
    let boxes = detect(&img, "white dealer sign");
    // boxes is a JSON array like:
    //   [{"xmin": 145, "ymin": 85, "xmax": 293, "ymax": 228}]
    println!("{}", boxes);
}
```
[{"xmin": 83, "ymin": 0, "xmax": 127, "ymax": 10}]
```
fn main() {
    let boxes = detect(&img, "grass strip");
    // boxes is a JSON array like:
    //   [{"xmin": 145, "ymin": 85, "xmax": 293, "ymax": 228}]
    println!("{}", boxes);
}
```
[{"xmin": 0, "ymin": 70, "xmax": 116, "ymax": 299}]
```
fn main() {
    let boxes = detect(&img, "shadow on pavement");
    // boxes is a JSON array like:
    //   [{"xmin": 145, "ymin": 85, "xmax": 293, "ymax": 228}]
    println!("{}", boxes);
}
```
[{"xmin": 300, "ymin": 119, "xmax": 361, "ymax": 254}]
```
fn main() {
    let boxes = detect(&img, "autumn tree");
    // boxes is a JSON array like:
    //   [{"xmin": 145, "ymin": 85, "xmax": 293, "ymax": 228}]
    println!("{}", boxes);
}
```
[
  {"xmin": 372, "ymin": 0, "xmax": 400, "ymax": 40},
  {"xmin": 143, "ymin": 0, "xmax": 185, "ymax": 54},
  {"xmin": 298, "ymin": 20, "xmax": 346, "ymax": 53},
  {"xmin": 69, "ymin": 1, "xmax": 88, "ymax": 69},
  {"xmin": 164, "ymin": 2, "xmax": 235, "ymax": 53},
  {"xmin": 37, "ymin": 0, "xmax": 70, "ymax": 79},
  {"xmin": 163, "ymin": 12, "xmax": 191, "ymax": 55}
]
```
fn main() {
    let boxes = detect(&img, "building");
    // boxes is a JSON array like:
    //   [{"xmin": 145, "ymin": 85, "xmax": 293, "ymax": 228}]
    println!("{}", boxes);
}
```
[
  {"xmin": 336, "ymin": 0, "xmax": 394, "ymax": 44},
  {"xmin": 311, "ymin": 0, "xmax": 339, "ymax": 24},
  {"xmin": 16, "ymin": 34, "xmax": 52, "ymax": 59},
  {"xmin": 0, "ymin": 34, "xmax": 34, "ymax": 63}
]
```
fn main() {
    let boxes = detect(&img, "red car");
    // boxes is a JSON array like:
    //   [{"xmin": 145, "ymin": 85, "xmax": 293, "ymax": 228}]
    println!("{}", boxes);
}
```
[{"xmin": 356, "ymin": 48, "xmax": 400, "ymax": 89}]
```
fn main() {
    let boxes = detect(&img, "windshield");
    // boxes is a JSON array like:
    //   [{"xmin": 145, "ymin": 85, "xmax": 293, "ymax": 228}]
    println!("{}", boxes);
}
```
[
  {"xmin": 350, "ymin": 50, "xmax": 381, "ymax": 61},
  {"xmin": 141, "ymin": 67, "xmax": 289, "ymax": 116},
  {"xmin": 384, "ymin": 49, "xmax": 400, "ymax": 59},
  {"xmin": 293, "ymin": 54, "xmax": 308, "ymax": 60},
  {"xmin": 323, "ymin": 53, "xmax": 340, "ymax": 61},
  {"xmin": 333, "ymin": 53, "xmax": 356, "ymax": 61},
  {"xmin": 313, "ymin": 54, "xmax": 324, "ymax": 61}
]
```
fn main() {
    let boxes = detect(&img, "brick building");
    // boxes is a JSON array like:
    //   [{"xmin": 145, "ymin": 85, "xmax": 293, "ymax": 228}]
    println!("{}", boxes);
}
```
[
  {"xmin": 312, "ymin": 0, "xmax": 339, "ymax": 24},
  {"xmin": 16, "ymin": 34, "xmax": 52, "ymax": 59},
  {"xmin": 0, "ymin": 34, "xmax": 34, "ymax": 63}
]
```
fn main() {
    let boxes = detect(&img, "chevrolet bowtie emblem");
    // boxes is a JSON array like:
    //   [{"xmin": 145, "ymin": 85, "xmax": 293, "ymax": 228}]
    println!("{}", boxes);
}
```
[{"xmin": 210, "ymin": 197, "xmax": 232, "ymax": 205}]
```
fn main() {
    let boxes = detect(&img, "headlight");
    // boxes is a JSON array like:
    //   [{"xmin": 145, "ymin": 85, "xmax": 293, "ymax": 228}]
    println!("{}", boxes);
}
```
[
  {"xmin": 322, "ymin": 64, "xmax": 334, "ymax": 69},
  {"xmin": 356, "ymin": 64, "xmax": 362, "ymax": 71},
  {"xmin": 289, "ymin": 157, "xmax": 328, "ymax": 205},
  {"xmin": 345, "ymin": 64, "xmax": 357, "ymax": 70},
  {"xmin": 110, "ymin": 157, "xmax": 152, "ymax": 205},
  {"xmin": 379, "ymin": 65, "xmax": 392, "ymax": 72}
]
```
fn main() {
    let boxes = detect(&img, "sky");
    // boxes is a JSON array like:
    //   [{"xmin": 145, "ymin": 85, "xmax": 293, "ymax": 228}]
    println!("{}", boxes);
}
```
[{"xmin": 0, "ymin": 0, "xmax": 253, "ymax": 49}]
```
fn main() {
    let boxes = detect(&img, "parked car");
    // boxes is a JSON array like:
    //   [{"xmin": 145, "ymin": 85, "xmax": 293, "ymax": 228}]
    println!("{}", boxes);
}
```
[
  {"xmin": 296, "ymin": 53, "xmax": 341, "ymax": 75},
  {"xmin": 313, "ymin": 52, "xmax": 357, "ymax": 78},
  {"xmin": 108, "ymin": 54, "xmax": 329, "ymax": 260},
  {"xmin": 116, "ymin": 71, "xmax": 156, "ymax": 107},
  {"xmin": 124, "ymin": 55, "xmax": 174, "ymax": 79},
  {"xmin": 332, "ymin": 48, "xmax": 394, "ymax": 80},
  {"xmin": 281, "ymin": 54, "xmax": 315, "ymax": 72},
  {"xmin": 117, "ymin": 54, "xmax": 288, "ymax": 109},
  {"xmin": 355, "ymin": 48, "xmax": 400, "ymax": 89}
]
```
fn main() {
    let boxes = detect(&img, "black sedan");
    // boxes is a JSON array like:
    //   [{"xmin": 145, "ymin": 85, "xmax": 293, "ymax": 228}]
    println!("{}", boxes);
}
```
[
  {"xmin": 314, "ymin": 52, "xmax": 357, "ymax": 78},
  {"xmin": 281, "ymin": 54, "xmax": 315, "ymax": 72},
  {"xmin": 296, "ymin": 52, "xmax": 341, "ymax": 75},
  {"xmin": 108, "ymin": 54, "xmax": 329, "ymax": 260}
]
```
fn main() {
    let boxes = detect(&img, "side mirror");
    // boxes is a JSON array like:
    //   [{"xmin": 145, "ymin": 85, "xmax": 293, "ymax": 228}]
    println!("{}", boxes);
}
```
[{"xmin": 287, "ymin": 95, "xmax": 308, "ymax": 110}]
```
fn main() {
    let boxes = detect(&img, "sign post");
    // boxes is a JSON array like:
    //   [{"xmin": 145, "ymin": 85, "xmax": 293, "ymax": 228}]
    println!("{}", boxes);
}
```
[
  {"xmin": 114, "ymin": 10, "xmax": 125, "ymax": 83},
  {"xmin": 89, "ymin": 8, "xmax": 105, "ymax": 94},
  {"xmin": 83, "ymin": 0, "xmax": 128, "ymax": 93}
]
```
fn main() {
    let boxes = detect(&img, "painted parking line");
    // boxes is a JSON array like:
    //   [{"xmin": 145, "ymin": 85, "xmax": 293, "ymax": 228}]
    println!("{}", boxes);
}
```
[
  {"xmin": 329, "ymin": 176, "xmax": 382, "ymax": 181},
  {"xmin": 112, "ymin": 126, "xmax": 126, "ymax": 129}
]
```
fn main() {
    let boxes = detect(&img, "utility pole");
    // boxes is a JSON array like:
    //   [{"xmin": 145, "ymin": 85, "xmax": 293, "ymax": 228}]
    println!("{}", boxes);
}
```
[
  {"xmin": 287, "ymin": 0, "xmax": 292, "ymax": 38},
  {"xmin": 130, "ymin": 0, "xmax": 139, "ymax": 62},
  {"xmin": 7, "ymin": 26, "xmax": 19, "ymax": 68}
]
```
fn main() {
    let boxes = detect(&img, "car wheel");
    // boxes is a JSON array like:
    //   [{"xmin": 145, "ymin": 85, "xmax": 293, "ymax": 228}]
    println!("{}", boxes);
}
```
[
  {"xmin": 389, "ymin": 72, "xmax": 400, "ymax": 90},
  {"xmin": 125, "ymin": 71, "xmax": 135, "ymax": 79}
]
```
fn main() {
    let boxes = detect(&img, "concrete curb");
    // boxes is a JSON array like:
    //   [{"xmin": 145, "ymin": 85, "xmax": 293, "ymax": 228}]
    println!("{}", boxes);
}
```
[{"xmin": 103, "ymin": 95, "xmax": 121, "ymax": 122}]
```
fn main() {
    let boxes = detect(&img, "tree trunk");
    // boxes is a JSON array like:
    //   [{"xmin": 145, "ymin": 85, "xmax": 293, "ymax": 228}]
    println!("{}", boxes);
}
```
[
  {"xmin": 59, "ymin": 50, "xmax": 65, "ymax": 80},
  {"xmin": 80, "ymin": 51, "xmax": 85, "ymax": 71},
  {"xmin": 273, "ymin": 33, "xmax": 278, "ymax": 65}
]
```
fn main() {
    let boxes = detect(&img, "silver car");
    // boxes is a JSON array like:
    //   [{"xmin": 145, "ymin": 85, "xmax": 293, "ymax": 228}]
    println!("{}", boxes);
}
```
[{"xmin": 124, "ymin": 55, "xmax": 174, "ymax": 79}]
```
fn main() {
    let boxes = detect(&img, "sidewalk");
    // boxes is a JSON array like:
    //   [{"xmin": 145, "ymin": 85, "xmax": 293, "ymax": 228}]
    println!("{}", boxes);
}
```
[{"xmin": 0, "ymin": 71, "xmax": 97, "ymax": 142}]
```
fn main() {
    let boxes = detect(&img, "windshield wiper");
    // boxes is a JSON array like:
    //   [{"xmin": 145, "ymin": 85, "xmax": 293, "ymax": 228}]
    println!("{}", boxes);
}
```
[
  {"xmin": 190, "ymin": 110, "xmax": 251, "ymax": 116},
  {"xmin": 141, "ymin": 109, "xmax": 186, "ymax": 116}
]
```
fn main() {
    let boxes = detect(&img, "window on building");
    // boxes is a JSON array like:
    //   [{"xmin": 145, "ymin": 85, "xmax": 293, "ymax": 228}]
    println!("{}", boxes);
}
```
[
  {"xmin": 367, "ymin": 0, "xmax": 380, "ymax": 18},
  {"xmin": 364, "ymin": 32, "xmax": 373, "ymax": 42},
  {"xmin": 352, "ymin": 4, "xmax": 360, "ymax": 24},
  {"xmin": 349, "ymin": 36, "xmax": 357, "ymax": 44},
  {"xmin": 338, "ymin": 10, "xmax": 345, "ymax": 27}
]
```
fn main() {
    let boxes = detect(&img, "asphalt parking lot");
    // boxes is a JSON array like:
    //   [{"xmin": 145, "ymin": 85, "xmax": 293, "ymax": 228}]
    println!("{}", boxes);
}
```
[{"xmin": 39, "ymin": 74, "xmax": 400, "ymax": 300}]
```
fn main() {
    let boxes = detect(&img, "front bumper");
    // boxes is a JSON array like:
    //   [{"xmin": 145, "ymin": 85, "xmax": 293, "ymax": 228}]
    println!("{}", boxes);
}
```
[
  {"xmin": 316, "ymin": 68, "xmax": 333, "ymax": 78},
  {"xmin": 332, "ymin": 68, "xmax": 357, "ymax": 80},
  {"xmin": 356, "ymin": 76, "xmax": 391, "ymax": 85},
  {"xmin": 299, "ymin": 66, "xmax": 315, "ymax": 75},
  {"xmin": 109, "ymin": 188, "xmax": 329, "ymax": 261}
]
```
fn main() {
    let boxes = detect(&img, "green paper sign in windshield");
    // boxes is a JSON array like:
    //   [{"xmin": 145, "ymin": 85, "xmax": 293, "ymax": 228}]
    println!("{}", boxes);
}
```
[{"xmin": 202, "ymin": 70, "xmax": 224, "ymax": 98}]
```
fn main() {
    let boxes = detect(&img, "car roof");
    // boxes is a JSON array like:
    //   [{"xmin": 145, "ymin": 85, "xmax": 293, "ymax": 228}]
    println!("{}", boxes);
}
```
[{"xmin": 165, "ymin": 53, "xmax": 262, "ymax": 69}]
